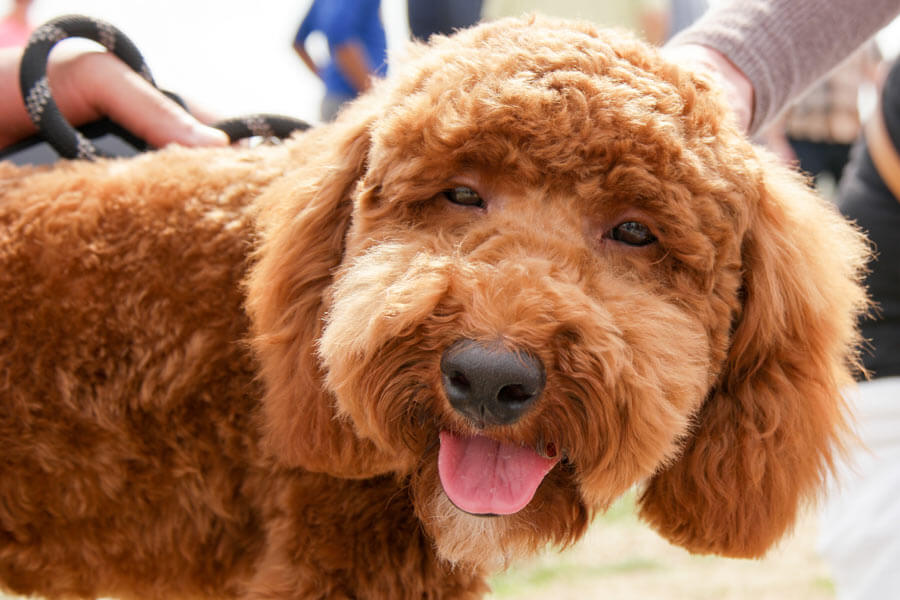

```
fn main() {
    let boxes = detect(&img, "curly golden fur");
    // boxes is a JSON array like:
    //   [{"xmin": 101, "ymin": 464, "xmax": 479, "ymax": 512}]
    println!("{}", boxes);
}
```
[{"xmin": 0, "ymin": 15, "xmax": 869, "ymax": 599}]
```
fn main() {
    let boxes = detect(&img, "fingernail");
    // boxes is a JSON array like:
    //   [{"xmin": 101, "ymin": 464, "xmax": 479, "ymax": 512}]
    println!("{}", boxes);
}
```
[{"xmin": 184, "ymin": 125, "xmax": 230, "ymax": 147}]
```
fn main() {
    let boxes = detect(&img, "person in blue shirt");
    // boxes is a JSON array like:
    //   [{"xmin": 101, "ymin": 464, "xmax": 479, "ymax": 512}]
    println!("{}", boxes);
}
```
[{"xmin": 293, "ymin": 0, "xmax": 387, "ymax": 121}]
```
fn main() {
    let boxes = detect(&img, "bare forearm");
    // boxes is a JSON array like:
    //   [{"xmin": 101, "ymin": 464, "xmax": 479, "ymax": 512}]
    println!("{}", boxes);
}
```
[
  {"xmin": 334, "ymin": 42, "xmax": 374, "ymax": 93},
  {"xmin": 0, "ymin": 47, "xmax": 37, "ymax": 147},
  {"xmin": 0, "ymin": 47, "xmax": 227, "ymax": 149},
  {"xmin": 293, "ymin": 42, "xmax": 321, "ymax": 78}
]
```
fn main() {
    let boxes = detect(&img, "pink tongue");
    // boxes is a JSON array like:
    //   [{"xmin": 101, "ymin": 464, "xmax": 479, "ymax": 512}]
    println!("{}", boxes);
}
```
[{"xmin": 438, "ymin": 431, "xmax": 559, "ymax": 515}]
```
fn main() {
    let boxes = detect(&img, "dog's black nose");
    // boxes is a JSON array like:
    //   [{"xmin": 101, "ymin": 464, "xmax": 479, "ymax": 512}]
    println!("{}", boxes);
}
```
[{"xmin": 440, "ymin": 339, "xmax": 545, "ymax": 426}]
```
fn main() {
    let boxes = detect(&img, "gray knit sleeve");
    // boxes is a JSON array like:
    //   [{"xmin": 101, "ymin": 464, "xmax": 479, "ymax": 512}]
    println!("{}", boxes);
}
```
[{"xmin": 669, "ymin": 0, "xmax": 900, "ymax": 135}]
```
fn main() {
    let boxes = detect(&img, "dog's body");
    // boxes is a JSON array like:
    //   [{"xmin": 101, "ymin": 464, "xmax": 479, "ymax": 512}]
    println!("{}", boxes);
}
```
[
  {"xmin": 0, "ymin": 16, "xmax": 869, "ymax": 600},
  {"xmin": 0, "ymin": 147, "xmax": 481, "ymax": 598}
]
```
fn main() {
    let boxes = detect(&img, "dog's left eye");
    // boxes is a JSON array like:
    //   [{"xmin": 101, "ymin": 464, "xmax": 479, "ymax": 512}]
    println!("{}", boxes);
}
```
[
  {"xmin": 609, "ymin": 221, "xmax": 657, "ymax": 246},
  {"xmin": 443, "ymin": 186, "xmax": 484, "ymax": 208}
]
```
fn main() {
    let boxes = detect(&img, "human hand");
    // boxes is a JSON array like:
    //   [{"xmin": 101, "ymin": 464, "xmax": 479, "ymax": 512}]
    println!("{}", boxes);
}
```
[
  {"xmin": 662, "ymin": 43, "xmax": 754, "ymax": 134},
  {"xmin": 759, "ymin": 127, "xmax": 798, "ymax": 165},
  {"xmin": 0, "ymin": 46, "xmax": 229, "ymax": 150}
]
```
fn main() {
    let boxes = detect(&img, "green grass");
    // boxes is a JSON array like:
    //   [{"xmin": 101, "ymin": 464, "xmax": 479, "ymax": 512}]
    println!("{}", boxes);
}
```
[
  {"xmin": 596, "ymin": 489, "xmax": 639, "ymax": 524},
  {"xmin": 814, "ymin": 578, "xmax": 836, "ymax": 593},
  {"xmin": 489, "ymin": 490, "xmax": 656, "ymax": 597},
  {"xmin": 490, "ymin": 558, "xmax": 662, "ymax": 597}
]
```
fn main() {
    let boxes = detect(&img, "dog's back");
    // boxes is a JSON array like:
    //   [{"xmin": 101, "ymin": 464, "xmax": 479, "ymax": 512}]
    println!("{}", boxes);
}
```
[{"xmin": 0, "ymin": 146, "xmax": 275, "ymax": 596}]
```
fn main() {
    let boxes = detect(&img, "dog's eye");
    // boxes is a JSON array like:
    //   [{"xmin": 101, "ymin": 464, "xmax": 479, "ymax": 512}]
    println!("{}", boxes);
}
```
[
  {"xmin": 609, "ymin": 221, "xmax": 657, "ymax": 246},
  {"xmin": 443, "ymin": 186, "xmax": 484, "ymax": 208}
]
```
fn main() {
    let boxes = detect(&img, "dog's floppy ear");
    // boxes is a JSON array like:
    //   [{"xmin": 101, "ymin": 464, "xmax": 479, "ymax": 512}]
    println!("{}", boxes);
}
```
[
  {"xmin": 245, "ymin": 101, "xmax": 406, "ymax": 478},
  {"xmin": 638, "ymin": 156, "xmax": 869, "ymax": 557}
]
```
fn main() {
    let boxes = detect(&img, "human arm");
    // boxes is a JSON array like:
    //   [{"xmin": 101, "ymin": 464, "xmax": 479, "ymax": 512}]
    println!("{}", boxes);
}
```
[
  {"xmin": 317, "ymin": 0, "xmax": 382, "ymax": 94},
  {"xmin": 333, "ymin": 41, "xmax": 375, "ymax": 93},
  {"xmin": 666, "ymin": 0, "xmax": 900, "ymax": 135},
  {"xmin": 292, "ymin": 39, "xmax": 321, "ymax": 78},
  {"xmin": 292, "ymin": 35, "xmax": 373, "ymax": 92},
  {"xmin": 0, "ymin": 46, "xmax": 228, "ymax": 150},
  {"xmin": 293, "ymin": 4, "xmax": 324, "ymax": 79}
]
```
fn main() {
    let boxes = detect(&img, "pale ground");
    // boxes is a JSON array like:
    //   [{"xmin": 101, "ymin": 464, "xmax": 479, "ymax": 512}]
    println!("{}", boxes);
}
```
[
  {"xmin": 1, "ymin": 493, "xmax": 835, "ymax": 600},
  {"xmin": 487, "ymin": 493, "xmax": 835, "ymax": 600}
]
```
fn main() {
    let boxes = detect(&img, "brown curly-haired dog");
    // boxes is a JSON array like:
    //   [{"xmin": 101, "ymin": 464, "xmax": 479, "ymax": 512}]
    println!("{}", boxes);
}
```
[{"xmin": 0, "ymin": 15, "xmax": 869, "ymax": 600}]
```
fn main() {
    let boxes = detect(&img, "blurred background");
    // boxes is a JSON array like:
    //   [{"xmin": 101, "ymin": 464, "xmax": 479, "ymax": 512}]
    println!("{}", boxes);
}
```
[
  {"xmin": 0, "ymin": 0, "xmax": 413, "ymax": 124},
  {"xmin": 1, "ymin": 0, "xmax": 898, "ymax": 127}
]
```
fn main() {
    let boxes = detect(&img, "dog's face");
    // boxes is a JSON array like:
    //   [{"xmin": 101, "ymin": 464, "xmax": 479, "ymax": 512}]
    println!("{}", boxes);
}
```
[{"xmin": 248, "ymin": 16, "xmax": 868, "ymax": 569}]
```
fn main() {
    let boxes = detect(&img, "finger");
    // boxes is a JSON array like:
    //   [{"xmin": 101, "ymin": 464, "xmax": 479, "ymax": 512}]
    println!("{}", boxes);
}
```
[
  {"xmin": 59, "ymin": 50, "xmax": 229, "ymax": 149},
  {"xmin": 94, "ymin": 66, "xmax": 229, "ymax": 148}
]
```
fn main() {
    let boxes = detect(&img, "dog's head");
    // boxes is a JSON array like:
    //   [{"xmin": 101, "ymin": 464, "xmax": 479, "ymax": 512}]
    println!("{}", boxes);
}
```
[{"xmin": 246, "ymin": 15, "xmax": 868, "ymax": 567}]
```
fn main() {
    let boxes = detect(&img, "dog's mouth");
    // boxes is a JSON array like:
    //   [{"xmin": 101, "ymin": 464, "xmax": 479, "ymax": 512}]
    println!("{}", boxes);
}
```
[{"xmin": 437, "ymin": 430, "xmax": 560, "ymax": 516}]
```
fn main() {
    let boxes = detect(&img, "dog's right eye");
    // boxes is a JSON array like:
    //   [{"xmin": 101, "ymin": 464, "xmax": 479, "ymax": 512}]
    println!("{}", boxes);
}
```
[
  {"xmin": 609, "ymin": 221, "xmax": 657, "ymax": 246},
  {"xmin": 443, "ymin": 186, "xmax": 484, "ymax": 208}
]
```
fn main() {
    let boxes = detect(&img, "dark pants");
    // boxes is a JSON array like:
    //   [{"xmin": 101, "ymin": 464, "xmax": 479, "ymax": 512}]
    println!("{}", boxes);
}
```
[
  {"xmin": 407, "ymin": 0, "xmax": 483, "ymax": 40},
  {"xmin": 788, "ymin": 137, "xmax": 852, "ymax": 183},
  {"xmin": 837, "ymin": 141, "xmax": 900, "ymax": 379}
]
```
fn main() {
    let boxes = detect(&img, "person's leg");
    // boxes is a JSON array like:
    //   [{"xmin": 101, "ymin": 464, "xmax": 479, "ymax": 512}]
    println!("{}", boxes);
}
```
[
  {"xmin": 787, "ymin": 137, "xmax": 829, "ymax": 178},
  {"xmin": 825, "ymin": 142, "xmax": 853, "ymax": 184},
  {"xmin": 320, "ymin": 94, "xmax": 352, "ymax": 122},
  {"xmin": 818, "ymin": 377, "xmax": 900, "ymax": 599}
]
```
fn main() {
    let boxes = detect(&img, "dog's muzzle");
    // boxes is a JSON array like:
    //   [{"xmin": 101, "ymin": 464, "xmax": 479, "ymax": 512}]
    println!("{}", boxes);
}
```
[{"xmin": 440, "ymin": 339, "xmax": 545, "ymax": 427}]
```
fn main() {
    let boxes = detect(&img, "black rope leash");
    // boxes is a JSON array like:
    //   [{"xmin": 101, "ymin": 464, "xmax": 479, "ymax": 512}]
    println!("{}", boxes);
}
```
[{"xmin": 14, "ymin": 14, "xmax": 311, "ymax": 161}]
